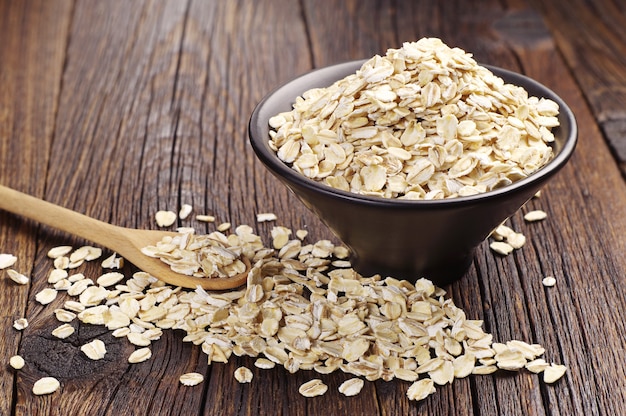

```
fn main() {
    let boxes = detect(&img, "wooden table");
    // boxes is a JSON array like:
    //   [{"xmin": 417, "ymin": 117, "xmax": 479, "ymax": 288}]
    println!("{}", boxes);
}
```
[{"xmin": 1, "ymin": 0, "xmax": 625, "ymax": 415}]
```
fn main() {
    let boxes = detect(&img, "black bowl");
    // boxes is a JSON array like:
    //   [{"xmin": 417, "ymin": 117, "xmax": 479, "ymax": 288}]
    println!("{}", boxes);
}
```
[{"xmin": 249, "ymin": 60, "xmax": 577, "ymax": 285}]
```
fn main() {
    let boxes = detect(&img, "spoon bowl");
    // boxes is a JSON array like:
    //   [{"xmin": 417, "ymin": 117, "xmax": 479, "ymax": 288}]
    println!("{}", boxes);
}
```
[{"xmin": 0, "ymin": 185, "xmax": 248, "ymax": 290}]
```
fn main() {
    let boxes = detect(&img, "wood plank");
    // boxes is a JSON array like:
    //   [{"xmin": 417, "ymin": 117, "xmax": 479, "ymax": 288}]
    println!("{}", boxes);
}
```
[
  {"xmin": 527, "ymin": 0, "xmax": 626, "ymax": 174},
  {"xmin": 0, "ymin": 1, "xmax": 73, "ymax": 415},
  {"xmin": 15, "ymin": 1, "xmax": 204, "ymax": 414}
]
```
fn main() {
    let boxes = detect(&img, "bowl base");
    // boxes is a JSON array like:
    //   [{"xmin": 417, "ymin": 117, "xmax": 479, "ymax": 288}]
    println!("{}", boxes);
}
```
[{"xmin": 350, "ymin": 252, "xmax": 474, "ymax": 287}]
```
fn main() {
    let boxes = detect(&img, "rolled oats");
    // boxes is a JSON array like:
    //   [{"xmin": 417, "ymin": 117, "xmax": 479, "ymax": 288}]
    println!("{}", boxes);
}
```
[
  {"xmin": 47, "ymin": 246, "xmax": 73, "ymax": 259},
  {"xmin": 525, "ymin": 358, "xmax": 549, "ymax": 374},
  {"xmin": 269, "ymin": 38, "xmax": 558, "ymax": 200},
  {"xmin": 6, "ymin": 269, "xmax": 29, "ymax": 285},
  {"xmin": 13, "ymin": 318, "xmax": 28, "ymax": 330},
  {"xmin": 254, "ymin": 358, "xmax": 276, "ymax": 369},
  {"xmin": 48, "ymin": 268, "xmax": 69, "ymax": 284},
  {"xmin": 180, "ymin": 372, "xmax": 204, "ymax": 386},
  {"xmin": 179, "ymin": 204, "xmax": 193, "ymax": 220},
  {"xmin": 298, "ymin": 379, "xmax": 328, "ymax": 397},
  {"xmin": 234, "ymin": 366, "xmax": 254, "ymax": 383},
  {"xmin": 196, "ymin": 214, "xmax": 216, "ymax": 223},
  {"xmin": 338, "ymin": 378, "xmax": 365, "ymax": 396},
  {"xmin": 54, "ymin": 309, "xmax": 77, "ymax": 323},
  {"xmin": 524, "ymin": 210, "xmax": 548, "ymax": 222},
  {"xmin": 9, "ymin": 355, "xmax": 25, "ymax": 370},
  {"xmin": 81, "ymin": 339, "xmax": 107, "ymax": 360},
  {"xmin": 32, "ymin": 377, "xmax": 60, "ymax": 395},
  {"xmin": 97, "ymin": 272, "xmax": 125, "ymax": 287},
  {"xmin": 256, "ymin": 213, "xmax": 277, "ymax": 223},
  {"xmin": 489, "ymin": 241, "xmax": 514, "ymax": 256},
  {"xmin": 0, "ymin": 253, "xmax": 17, "ymax": 269},
  {"xmin": 128, "ymin": 347, "xmax": 152, "ymax": 364},
  {"xmin": 155, "ymin": 210, "xmax": 177, "ymax": 227},
  {"xmin": 102, "ymin": 253, "xmax": 124, "ymax": 269},
  {"xmin": 542, "ymin": 276, "xmax": 556, "ymax": 287},
  {"xmin": 406, "ymin": 378, "xmax": 436, "ymax": 401},
  {"xmin": 543, "ymin": 364, "xmax": 567, "ymax": 383}
]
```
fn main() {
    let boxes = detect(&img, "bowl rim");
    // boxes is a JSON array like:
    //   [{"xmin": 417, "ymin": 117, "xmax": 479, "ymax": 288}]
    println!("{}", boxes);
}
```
[{"xmin": 249, "ymin": 60, "xmax": 578, "ymax": 208}]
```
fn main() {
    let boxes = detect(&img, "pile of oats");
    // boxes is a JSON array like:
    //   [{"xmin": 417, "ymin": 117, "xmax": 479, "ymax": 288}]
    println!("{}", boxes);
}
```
[
  {"xmin": 269, "ymin": 38, "xmax": 559, "ymax": 199},
  {"xmin": 140, "ymin": 227, "xmax": 257, "ymax": 278},
  {"xmin": 6, "ymin": 220, "xmax": 566, "ymax": 401}
]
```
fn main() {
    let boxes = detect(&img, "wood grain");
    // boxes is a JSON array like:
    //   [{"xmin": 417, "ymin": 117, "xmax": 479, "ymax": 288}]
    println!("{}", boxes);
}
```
[
  {"xmin": 0, "ymin": 1, "xmax": 72, "ymax": 415},
  {"xmin": 2, "ymin": 0, "xmax": 626, "ymax": 415},
  {"xmin": 526, "ymin": 0, "xmax": 626, "ymax": 173}
]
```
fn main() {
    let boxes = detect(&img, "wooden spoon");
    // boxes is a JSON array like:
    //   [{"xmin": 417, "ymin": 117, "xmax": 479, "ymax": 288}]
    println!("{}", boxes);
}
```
[{"xmin": 0, "ymin": 185, "xmax": 249, "ymax": 290}]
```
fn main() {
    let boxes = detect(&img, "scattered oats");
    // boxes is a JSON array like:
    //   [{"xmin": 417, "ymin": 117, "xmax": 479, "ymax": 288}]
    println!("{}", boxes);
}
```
[
  {"xmin": 179, "ymin": 204, "xmax": 193, "ymax": 220},
  {"xmin": 77, "ymin": 305, "xmax": 108, "ymax": 325},
  {"xmin": 97, "ymin": 272, "xmax": 125, "ymax": 287},
  {"xmin": 196, "ymin": 214, "xmax": 216, "ymax": 223},
  {"xmin": 9, "ymin": 355, "xmax": 25, "ymax": 370},
  {"xmin": 453, "ymin": 354, "xmax": 476, "ymax": 378},
  {"xmin": 180, "ymin": 372, "xmax": 204, "ymax": 386},
  {"xmin": 79, "ymin": 286, "xmax": 109, "ymax": 306},
  {"xmin": 35, "ymin": 288, "xmax": 58, "ymax": 305},
  {"xmin": 48, "ymin": 268, "xmax": 69, "ymax": 284},
  {"xmin": 68, "ymin": 272, "xmax": 85, "ymax": 283},
  {"xmin": 490, "ymin": 224, "xmax": 514, "ymax": 241},
  {"xmin": 128, "ymin": 347, "xmax": 152, "ymax": 363},
  {"xmin": 101, "ymin": 253, "xmax": 124, "ymax": 269},
  {"xmin": 67, "ymin": 278, "xmax": 94, "ymax": 296},
  {"xmin": 54, "ymin": 309, "xmax": 77, "ymax": 323},
  {"xmin": 271, "ymin": 226, "xmax": 292, "ymax": 249},
  {"xmin": 6, "ymin": 269, "xmax": 29, "ymax": 285},
  {"xmin": 495, "ymin": 348, "xmax": 527, "ymax": 371},
  {"xmin": 234, "ymin": 366, "xmax": 253, "ymax": 383},
  {"xmin": 84, "ymin": 246, "xmax": 103, "ymax": 261},
  {"xmin": 112, "ymin": 327, "xmax": 131, "ymax": 338},
  {"xmin": 526, "ymin": 358, "xmax": 549, "ymax": 374},
  {"xmin": 51, "ymin": 323, "xmax": 75, "ymax": 339},
  {"xmin": 542, "ymin": 276, "xmax": 556, "ymax": 287},
  {"xmin": 506, "ymin": 232, "xmax": 526, "ymax": 249},
  {"xmin": 256, "ymin": 213, "xmax": 277, "ymax": 223},
  {"xmin": 254, "ymin": 358, "xmax": 276, "ymax": 369},
  {"xmin": 53, "ymin": 256, "xmax": 70, "ymax": 269},
  {"xmin": 338, "ymin": 378, "xmax": 365, "ymax": 397},
  {"xmin": 524, "ymin": 210, "xmax": 548, "ymax": 222},
  {"xmin": 406, "ymin": 378, "xmax": 436, "ymax": 401},
  {"xmin": 543, "ymin": 364, "xmax": 567, "ymax": 383},
  {"xmin": 54, "ymin": 279, "xmax": 72, "ymax": 291},
  {"xmin": 155, "ymin": 210, "xmax": 177, "ymax": 227},
  {"xmin": 490, "ymin": 241, "xmax": 514, "ymax": 256},
  {"xmin": 81, "ymin": 339, "xmax": 107, "ymax": 360},
  {"xmin": 217, "ymin": 222, "xmax": 231, "ymax": 231},
  {"xmin": 32, "ymin": 377, "xmax": 60, "ymax": 395},
  {"xmin": 69, "ymin": 246, "xmax": 90, "ymax": 263},
  {"xmin": 47, "ymin": 246, "xmax": 73, "ymax": 259},
  {"xmin": 296, "ymin": 229, "xmax": 308, "ymax": 240},
  {"xmin": 127, "ymin": 332, "xmax": 151, "ymax": 347},
  {"xmin": 299, "ymin": 379, "xmax": 328, "ymax": 397},
  {"xmin": 333, "ymin": 246, "xmax": 350, "ymax": 259},
  {"xmin": 0, "ymin": 253, "xmax": 17, "ymax": 269},
  {"xmin": 64, "ymin": 300, "xmax": 86, "ymax": 313},
  {"xmin": 472, "ymin": 365, "xmax": 498, "ymax": 375},
  {"xmin": 39, "ymin": 220, "xmax": 566, "ymax": 403}
]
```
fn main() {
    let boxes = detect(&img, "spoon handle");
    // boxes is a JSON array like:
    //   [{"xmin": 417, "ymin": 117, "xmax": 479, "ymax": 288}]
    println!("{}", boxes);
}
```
[{"xmin": 0, "ymin": 184, "xmax": 119, "ymax": 246}]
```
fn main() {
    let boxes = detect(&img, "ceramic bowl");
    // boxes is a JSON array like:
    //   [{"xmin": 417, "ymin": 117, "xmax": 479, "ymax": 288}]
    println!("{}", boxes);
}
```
[{"xmin": 249, "ymin": 60, "xmax": 577, "ymax": 286}]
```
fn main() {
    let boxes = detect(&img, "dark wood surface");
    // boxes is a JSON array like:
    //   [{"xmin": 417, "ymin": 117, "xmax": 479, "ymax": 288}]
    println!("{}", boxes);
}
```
[{"xmin": 1, "ymin": 0, "xmax": 625, "ymax": 415}]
